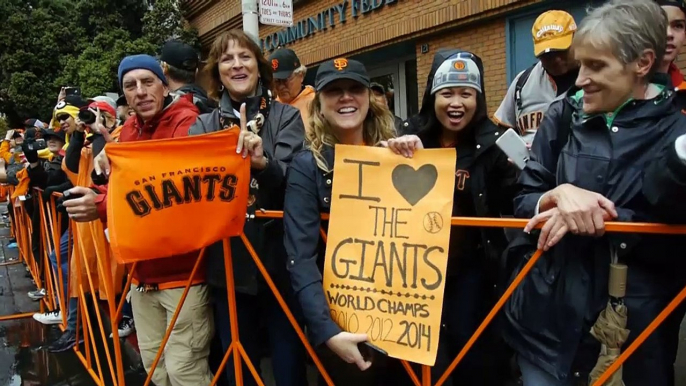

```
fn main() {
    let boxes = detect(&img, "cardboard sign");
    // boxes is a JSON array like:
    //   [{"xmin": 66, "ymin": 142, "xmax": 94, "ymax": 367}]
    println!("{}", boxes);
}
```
[
  {"xmin": 106, "ymin": 129, "xmax": 250, "ymax": 264},
  {"xmin": 323, "ymin": 145, "xmax": 456, "ymax": 366}
]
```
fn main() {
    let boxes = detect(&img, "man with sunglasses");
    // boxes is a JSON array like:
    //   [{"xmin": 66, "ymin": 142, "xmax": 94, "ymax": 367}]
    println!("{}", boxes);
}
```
[
  {"xmin": 52, "ymin": 94, "xmax": 90, "ymax": 148},
  {"xmin": 494, "ymin": 10, "xmax": 580, "ymax": 146}
]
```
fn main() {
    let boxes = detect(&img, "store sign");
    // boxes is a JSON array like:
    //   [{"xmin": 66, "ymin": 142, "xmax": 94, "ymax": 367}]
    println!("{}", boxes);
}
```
[
  {"xmin": 261, "ymin": 0, "xmax": 400, "ymax": 51},
  {"xmin": 259, "ymin": 0, "xmax": 294, "ymax": 27}
]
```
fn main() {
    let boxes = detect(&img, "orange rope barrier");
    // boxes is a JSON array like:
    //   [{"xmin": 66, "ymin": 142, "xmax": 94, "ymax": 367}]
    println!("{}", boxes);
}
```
[{"xmin": 4, "ymin": 187, "xmax": 686, "ymax": 386}]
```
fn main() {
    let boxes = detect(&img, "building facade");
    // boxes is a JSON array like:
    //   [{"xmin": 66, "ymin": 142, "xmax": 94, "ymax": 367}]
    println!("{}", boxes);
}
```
[{"xmin": 183, "ymin": 0, "xmax": 686, "ymax": 120}]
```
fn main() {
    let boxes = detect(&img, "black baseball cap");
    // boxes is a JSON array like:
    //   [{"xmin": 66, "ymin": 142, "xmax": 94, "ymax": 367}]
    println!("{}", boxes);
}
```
[
  {"xmin": 160, "ymin": 40, "xmax": 199, "ymax": 72},
  {"xmin": 657, "ymin": 0, "xmax": 686, "ymax": 11},
  {"xmin": 370, "ymin": 82, "xmax": 385, "ymax": 94},
  {"xmin": 42, "ymin": 129, "xmax": 66, "ymax": 143},
  {"xmin": 269, "ymin": 48, "xmax": 302, "ymax": 80},
  {"xmin": 315, "ymin": 58, "xmax": 370, "ymax": 92},
  {"xmin": 116, "ymin": 95, "xmax": 127, "ymax": 107}
]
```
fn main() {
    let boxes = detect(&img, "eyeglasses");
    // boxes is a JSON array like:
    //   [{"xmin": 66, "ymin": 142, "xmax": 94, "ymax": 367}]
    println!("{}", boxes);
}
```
[
  {"xmin": 56, "ymin": 114, "xmax": 71, "ymax": 122},
  {"xmin": 275, "ymin": 74, "xmax": 296, "ymax": 84}
]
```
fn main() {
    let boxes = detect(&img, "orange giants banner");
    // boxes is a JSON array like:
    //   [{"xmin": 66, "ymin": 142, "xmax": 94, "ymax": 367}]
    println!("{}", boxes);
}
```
[{"xmin": 106, "ymin": 129, "xmax": 250, "ymax": 263}]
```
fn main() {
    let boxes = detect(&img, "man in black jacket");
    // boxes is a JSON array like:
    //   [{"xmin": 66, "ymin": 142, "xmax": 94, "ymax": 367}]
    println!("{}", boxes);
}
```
[
  {"xmin": 159, "ymin": 40, "xmax": 216, "ymax": 114},
  {"xmin": 24, "ymin": 128, "xmax": 81, "ymax": 352}
]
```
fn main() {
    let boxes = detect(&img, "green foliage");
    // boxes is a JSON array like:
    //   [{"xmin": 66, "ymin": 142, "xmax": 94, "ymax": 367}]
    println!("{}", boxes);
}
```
[
  {"xmin": 0, "ymin": 0, "xmax": 198, "ymax": 127},
  {"xmin": 0, "ymin": 117, "xmax": 8, "ymax": 139}
]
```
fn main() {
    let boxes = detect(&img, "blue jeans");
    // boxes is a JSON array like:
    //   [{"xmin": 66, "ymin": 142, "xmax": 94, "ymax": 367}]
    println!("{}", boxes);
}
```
[
  {"xmin": 518, "ymin": 356, "xmax": 573, "ymax": 386},
  {"xmin": 212, "ymin": 288, "xmax": 307, "ymax": 386},
  {"xmin": 49, "ymin": 231, "xmax": 78, "ymax": 333},
  {"xmin": 122, "ymin": 297, "xmax": 133, "ymax": 319}
]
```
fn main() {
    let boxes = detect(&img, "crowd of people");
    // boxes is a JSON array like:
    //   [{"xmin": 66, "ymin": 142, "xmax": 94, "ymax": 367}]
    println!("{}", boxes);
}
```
[{"xmin": 3, "ymin": 0, "xmax": 686, "ymax": 385}]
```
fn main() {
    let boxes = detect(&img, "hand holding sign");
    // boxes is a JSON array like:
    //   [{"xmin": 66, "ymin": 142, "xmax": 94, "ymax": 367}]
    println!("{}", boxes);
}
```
[
  {"xmin": 382, "ymin": 135, "xmax": 424, "ymax": 158},
  {"xmin": 326, "ymin": 332, "xmax": 372, "ymax": 371},
  {"xmin": 236, "ymin": 103, "xmax": 267, "ymax": 170}
]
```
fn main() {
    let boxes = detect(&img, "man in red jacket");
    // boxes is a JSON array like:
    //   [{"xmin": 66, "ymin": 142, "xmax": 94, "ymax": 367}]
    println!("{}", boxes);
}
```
[
  {"xmin": 658, "ymin": 0, "xmax": 686, "ymax": 90},
  {"xmin": 64, "ymin": 55, "xmax": 212, "ymax": 386}
]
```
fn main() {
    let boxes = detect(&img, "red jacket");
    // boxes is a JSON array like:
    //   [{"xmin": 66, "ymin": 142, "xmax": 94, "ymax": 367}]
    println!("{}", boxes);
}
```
[
  {"xmin": 95, "ymin": 94, "xmax": 204, "ymax": 288},
  {"xmin": 669, "ymin": 63, "xmax": 686, "ymax": 91}
]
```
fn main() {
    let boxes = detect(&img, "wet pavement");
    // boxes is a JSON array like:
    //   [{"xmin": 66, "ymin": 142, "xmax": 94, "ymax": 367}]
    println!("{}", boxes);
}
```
[{"xmin": 0, "ymin": 220, "xmax": 146, "ymax": 386}]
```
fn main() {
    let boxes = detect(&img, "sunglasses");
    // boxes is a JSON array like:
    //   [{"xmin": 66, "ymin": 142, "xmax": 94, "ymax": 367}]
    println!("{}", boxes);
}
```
[{"xmin": 56, "ymin": 114, "xmax": 71, "ymax": 122}]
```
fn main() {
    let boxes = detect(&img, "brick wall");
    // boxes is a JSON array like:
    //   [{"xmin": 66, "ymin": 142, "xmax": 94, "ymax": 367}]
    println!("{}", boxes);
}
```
[
  {"xmin": 256, "ymin": 0, "xmax": 535, "ymax": 66},
  {"xmin": 415, "ymin": 19, "xmax": 507, "ymax": 116},
  {"xmin": 185, "ymin": 0, "xmax": 686, "ymax": 113}
]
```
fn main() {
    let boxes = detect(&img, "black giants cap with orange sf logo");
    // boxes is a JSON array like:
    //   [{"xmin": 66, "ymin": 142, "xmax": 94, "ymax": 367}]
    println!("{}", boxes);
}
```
[
  {"xmin": 315, "ymin": 58, "xmax": 370, "ymax": 91},
  {"xmin": 268, "ymin": 48, "xmax": 301, "ymax": 79}
]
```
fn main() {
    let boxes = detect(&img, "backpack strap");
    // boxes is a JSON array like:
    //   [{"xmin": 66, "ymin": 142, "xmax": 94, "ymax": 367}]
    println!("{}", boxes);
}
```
[{"xmin": 514, "ymin": 63, "xmax": 537, "ymax": 112}]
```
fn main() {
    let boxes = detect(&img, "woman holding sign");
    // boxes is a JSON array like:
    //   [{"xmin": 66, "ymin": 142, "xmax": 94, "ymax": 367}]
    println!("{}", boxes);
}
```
[
  {"xmin": 384, "ymin": 50, "xmax": 519, "ymax": 385},
  {"xmin": 187, "ymin": 30, "xmax": 307, "ymax": 386},
  {"xmin": 284, "ymin": 58, "xmax": 418, "ymax": 385}
]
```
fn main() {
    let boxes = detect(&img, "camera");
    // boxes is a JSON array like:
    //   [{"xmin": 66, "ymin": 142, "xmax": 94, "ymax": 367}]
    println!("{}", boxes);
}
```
[
  {"xmin": 56, "ymin": 190, "xmax": 84, "ymax": 214},
  {"xmin": 78, "ymin": 109, "xmax": 101, "ymax": 125},
  {"xmin": 25, "ymin": 138, "xmax": 47, "ymax": 152}
]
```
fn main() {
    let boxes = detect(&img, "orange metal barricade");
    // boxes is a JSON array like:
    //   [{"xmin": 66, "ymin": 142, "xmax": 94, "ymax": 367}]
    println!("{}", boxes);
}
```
[{"xmin": 4, "ymin": 189, "xmax": 686, "ymax": 386}]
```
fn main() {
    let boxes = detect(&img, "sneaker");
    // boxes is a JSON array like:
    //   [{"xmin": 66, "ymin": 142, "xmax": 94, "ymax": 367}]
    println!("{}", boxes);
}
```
[
  {"xmin": 27, "ymin": 288, "xmax": 46, "ymax": 301},
  {"xmin": 33, "ymin": 310, "xmax": 62, "ymax": 325},
  {"xmin": 110, "ymin": 317, "xmax": 135, "ymax": 338},
  {"xmin": 48, "ymin": 331, "xmax": 83, "ymax": 353},
  {"xmin": 6, "ymin": 242, "xmax": 17, "ymax": 249}
]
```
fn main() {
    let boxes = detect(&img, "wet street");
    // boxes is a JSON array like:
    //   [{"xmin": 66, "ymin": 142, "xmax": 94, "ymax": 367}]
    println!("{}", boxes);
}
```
[
  {"xmin": 0, "ymin": 227, "xmax": 97, "ymax": 386},
  {"xmin": 0, "ymin": 220, "xmax": 146, "ymax": 386}
]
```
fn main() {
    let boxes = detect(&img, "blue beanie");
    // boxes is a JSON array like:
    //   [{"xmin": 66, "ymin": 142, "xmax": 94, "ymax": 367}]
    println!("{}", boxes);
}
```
[{"xmin": 118, "ymin": 54, "xmax": 168, "ymax": 90}]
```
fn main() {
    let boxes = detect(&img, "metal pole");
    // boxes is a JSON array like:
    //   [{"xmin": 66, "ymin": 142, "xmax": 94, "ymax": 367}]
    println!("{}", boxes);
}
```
[{"xmin": 242, "ymin": 0, "xmax": 260, "ymax": 45}]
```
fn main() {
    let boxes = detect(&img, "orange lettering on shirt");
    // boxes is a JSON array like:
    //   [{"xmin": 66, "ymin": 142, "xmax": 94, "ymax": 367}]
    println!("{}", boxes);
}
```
[{"xmin": 455, "ymin": 170, "xmax": 470, "ymax": 191}]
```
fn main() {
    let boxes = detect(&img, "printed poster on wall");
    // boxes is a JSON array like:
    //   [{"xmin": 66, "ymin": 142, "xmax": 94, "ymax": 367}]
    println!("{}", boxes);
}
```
[{"xmin": 322, "ymin": 144, "xmax": 456, "ymax": 366}]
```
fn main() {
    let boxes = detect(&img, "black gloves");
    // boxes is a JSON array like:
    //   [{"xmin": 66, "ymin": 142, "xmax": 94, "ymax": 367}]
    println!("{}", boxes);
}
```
[{"xmin": 22, "ymin": 141, "xmax": 39, "ymax": 163}]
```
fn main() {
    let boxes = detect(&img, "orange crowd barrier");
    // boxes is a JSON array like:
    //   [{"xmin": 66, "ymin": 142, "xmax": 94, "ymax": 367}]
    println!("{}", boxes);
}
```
[{"xmin": 3, "ymin": 185, "xmax": 686, "ymax": 386}]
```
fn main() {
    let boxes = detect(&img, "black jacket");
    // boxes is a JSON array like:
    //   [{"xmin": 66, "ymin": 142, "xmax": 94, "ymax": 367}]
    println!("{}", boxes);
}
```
[
  {"xmin": 418, "ymin": 121, "xmax": 517, "ymax": 283},
  {"xmin": 504, "ymin": 80, "xmax": 686, "ymax": 382},
  {"xmin": 189, "ymin": 89, "xmax": 305, "ymax": 294},
  {"xmin": 28, "ymin": 153, "xmax": 72, "ymax": 232},
  {"xmin": 284, "ymin": 146, "xmax": 340, "ymax": 346},
  {"xmin": 175, "ymin": 83, "xmax": 217, "ymax": 114}
]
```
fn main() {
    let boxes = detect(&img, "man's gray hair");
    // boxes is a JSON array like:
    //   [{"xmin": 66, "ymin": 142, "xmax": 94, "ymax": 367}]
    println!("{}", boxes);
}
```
[
  {"xmin": 293, "ymin": 64, "xmax": 307, "ymax": 77},
  {"xmin": 573, "ymin": 0, "xmax": 667, "ymax": 79}
]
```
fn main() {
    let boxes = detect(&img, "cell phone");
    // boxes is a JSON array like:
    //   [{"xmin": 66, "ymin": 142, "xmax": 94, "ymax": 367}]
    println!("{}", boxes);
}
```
[
  {"xmin": 496, "ymin": 128, "xmax": 530, "ymax": 170},
  {"xmin": 358, "ymin": 341, "xmax": 388, "ymax": 360},
  {"xmin": 65, "ymin": 87, "xmax": 81, "ymax": 97}
]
